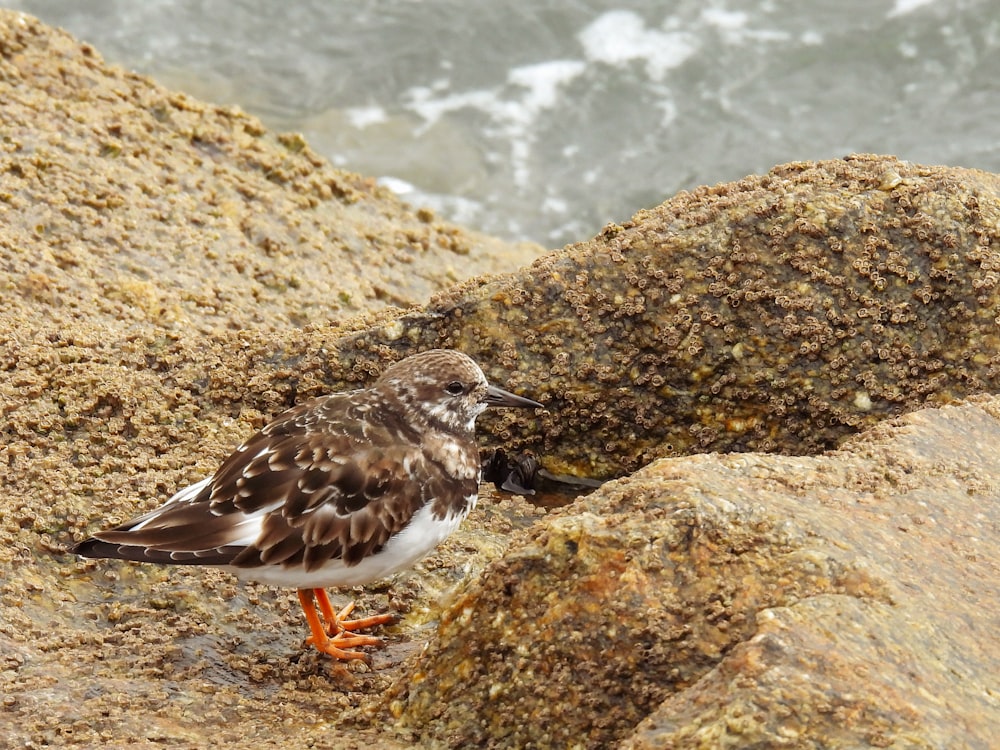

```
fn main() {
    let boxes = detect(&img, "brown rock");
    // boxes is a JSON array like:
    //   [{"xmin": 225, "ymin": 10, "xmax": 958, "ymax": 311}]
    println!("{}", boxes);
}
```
[
  {"xmin": 44, "ymin": 150, "xmax": 998, "ymax": 486},
  {"xmin": 392, "ymin": 397, "xmax": 1000, "ymax": 747},
  {"xmin": 0, "ymin": 12, "xmax": 539, "ymax": 750},
  {"xmin": 0, "ymin": 10, "xmax": 542, "ymax": 338},
  {"xmin": 8, "ymin": 8, "xmax": 1000, "ymax": 487},
  {"xmin": 317, "ymin": 155, "xmax": 1000, "ymax": 479},
  {"xmin": 3, "ymin": 10, "xmax": 1000, "ymax": 750},
  {"xmin": 83, "ymin": 152, "xmax": 994, "ymax": 483}
]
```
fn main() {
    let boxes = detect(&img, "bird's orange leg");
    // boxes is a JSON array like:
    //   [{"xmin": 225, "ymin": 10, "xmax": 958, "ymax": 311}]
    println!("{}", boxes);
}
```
[
  {"xmin": 297, "ymin": 589, "xmax": 392, "ymax": 661},
  {"xmin": 312, "ymin": 588, "xmax": 341, "ymax": 632}
]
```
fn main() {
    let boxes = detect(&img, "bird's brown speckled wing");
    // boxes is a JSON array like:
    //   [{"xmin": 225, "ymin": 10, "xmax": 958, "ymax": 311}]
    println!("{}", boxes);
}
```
[{"xmin": 75, "ymin": 393, "xmax": 475, "ymax": 571}]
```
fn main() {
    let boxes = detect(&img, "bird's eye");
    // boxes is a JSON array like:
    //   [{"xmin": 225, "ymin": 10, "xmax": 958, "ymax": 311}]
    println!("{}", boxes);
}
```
[{"xmin": 445, "ymin": 381, "xmax": 465, "ymax": 396}]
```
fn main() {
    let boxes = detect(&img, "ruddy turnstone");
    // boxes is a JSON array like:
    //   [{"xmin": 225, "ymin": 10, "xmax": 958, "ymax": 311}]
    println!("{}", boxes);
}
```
[{"xmin": 72, "ymin": 349, "xmax": 541, "ymax": 662}]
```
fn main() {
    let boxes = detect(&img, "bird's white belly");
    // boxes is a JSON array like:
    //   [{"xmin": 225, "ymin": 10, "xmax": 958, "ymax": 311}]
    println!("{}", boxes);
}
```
[{"xmin": 227, "ymin": 499, "xmax": 474, "ymax": 589}]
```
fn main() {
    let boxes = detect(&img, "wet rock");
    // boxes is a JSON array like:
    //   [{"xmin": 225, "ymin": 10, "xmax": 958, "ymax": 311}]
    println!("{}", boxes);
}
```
[
  {"xmin": 391, "ymin": 397, "xmax": 1000, "ymax": 747},
  {"xmin": 0, "ymin": 12, "xmax": 539, "ymax": 750}
]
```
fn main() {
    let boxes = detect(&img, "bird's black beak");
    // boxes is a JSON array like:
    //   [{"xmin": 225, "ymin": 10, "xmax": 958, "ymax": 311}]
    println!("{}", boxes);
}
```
[{"xmin": 482, "ymin": 385, "xmax": 543, "ymax": 409}]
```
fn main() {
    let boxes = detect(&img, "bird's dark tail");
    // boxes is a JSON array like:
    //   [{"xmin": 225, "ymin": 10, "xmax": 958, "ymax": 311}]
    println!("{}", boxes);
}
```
[{"xmin": 71, "ymin": 537, "xmax": 241, "ymax": 566}]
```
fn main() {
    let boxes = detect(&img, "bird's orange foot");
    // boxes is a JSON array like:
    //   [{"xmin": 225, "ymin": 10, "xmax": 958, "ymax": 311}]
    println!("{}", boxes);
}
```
[
  {"xmin": 305, "ymin": 628, "xmax": 384, "ymax": 661},
  {"xmin": 326, "ymin": 598, "xmax": 399, "ymax": 635},
  {"xmin": 298, "ymin": 589, "xmax": 396, "ymax": 662}
]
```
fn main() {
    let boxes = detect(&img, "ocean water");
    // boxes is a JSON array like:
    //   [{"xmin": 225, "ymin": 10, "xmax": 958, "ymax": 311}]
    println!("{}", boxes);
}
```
[{"xmin": 8, "ymin": 0, "xmax": 1000, "ymax": 248}]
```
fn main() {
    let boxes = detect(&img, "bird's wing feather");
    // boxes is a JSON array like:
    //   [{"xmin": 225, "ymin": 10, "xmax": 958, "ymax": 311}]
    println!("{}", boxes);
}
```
[
  {"xmin": 74, "ymin": 393, "xmax": 475, "ymax": 571},
  {"xmin": 226, "ymin": 440, "xmax": 447, "ymax": 571}
]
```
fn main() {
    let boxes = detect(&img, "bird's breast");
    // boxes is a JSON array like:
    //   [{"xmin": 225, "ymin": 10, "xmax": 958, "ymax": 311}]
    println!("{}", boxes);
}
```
[{"xmin": 422, "ymin": 432, "xmax": 479, "ymax": 482}]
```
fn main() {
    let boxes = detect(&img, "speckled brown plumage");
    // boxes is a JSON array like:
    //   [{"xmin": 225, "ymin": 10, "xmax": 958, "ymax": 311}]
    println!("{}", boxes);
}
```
[{"xmin": 73, "ymin": 349, "xmax": 541, "ymax": 661}]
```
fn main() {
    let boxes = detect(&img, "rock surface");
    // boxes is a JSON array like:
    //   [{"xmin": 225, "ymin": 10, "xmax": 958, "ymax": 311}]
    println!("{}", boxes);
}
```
[
  {"xmin": 0, "ymin": 11, "xmax": 543, "ymax": 749},
  {"xmin": 322, "ymin": 155, "xmax": 1000, "ymax": 479},
  {"xmin": 102, "ymin": 150, "xmax": 1000, "ymax": 482},
  {"xmin": 2, "ymin": 11, "xmax": 999, "ymax": 750},
  {"xmin": 0, "ymin": 10, "xmax": 541, "ymax": 338},
  {"xmin": 392, "ymin": 398, "xmax": 1000, "ymax": 748},
  {"xmin": 7, "ymin": 5, "xmax": 1000, "ymax": 485}
]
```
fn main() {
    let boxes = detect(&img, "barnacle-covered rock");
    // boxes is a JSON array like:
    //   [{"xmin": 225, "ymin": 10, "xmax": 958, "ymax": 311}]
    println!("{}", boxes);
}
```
[
  {"xmin": 0, "ymin": 11, "xmax": 541, "ymax": 337},
  {"xmin": 4, "ymin": 10, "xmax": 1000, "ymax": 750},
  {"xmin": 320, "ymin": 155, "xmax": 1000, "ymax": 478},
  {"xmin": 391, "ymin": 398, "xmax": 1000, "ymax": 747}
]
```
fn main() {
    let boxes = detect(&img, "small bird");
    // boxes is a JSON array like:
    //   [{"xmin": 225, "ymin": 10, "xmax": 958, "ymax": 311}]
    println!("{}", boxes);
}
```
[{"xmin": 73, "ymin": 349, "xmax": 542, "ymax": 662}]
